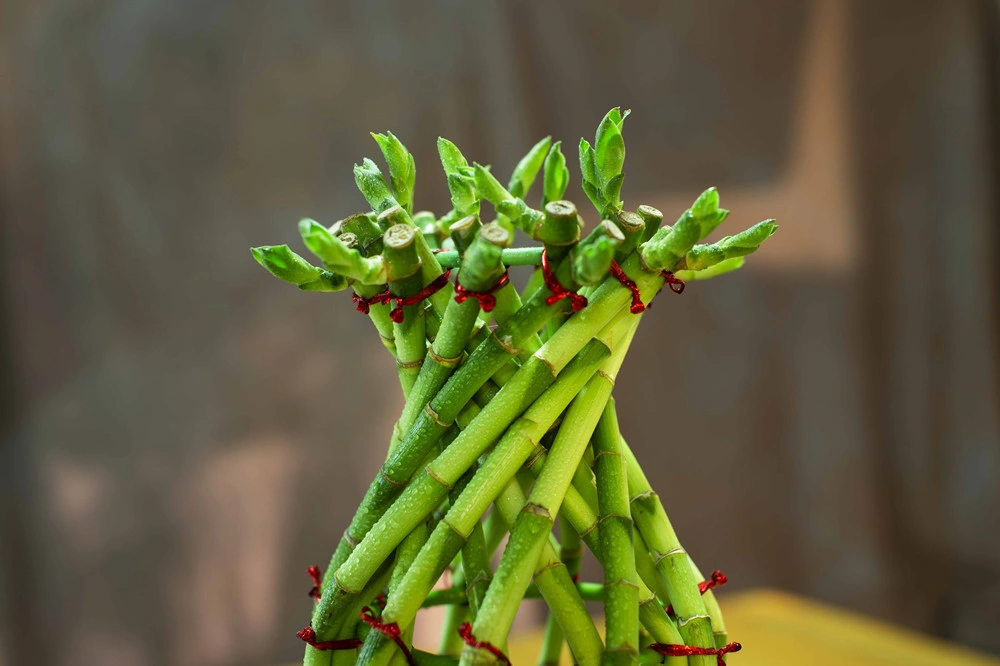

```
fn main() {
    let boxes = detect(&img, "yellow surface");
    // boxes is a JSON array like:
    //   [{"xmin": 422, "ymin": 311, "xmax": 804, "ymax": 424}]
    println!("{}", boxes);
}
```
[{"xmin": 508, "ymin": 590, "xmax": 1000, "ymax": 666}]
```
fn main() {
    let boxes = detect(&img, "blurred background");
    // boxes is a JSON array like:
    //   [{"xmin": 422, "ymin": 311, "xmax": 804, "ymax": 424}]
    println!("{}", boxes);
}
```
[{"xmin": 1, "ymin": 0, "xmax": 998, "ymax": 664}]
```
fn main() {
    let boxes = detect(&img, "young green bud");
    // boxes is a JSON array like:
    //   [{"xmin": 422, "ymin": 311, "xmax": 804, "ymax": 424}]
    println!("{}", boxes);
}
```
[
  {"xmin": 447, "ymin": 171, "xmax": 479, "ymax": 217},
  {"xmin": 437, "ymin": 137, "xmax": 469, "ymax": 176},
  {"xmin": 579, "ymin": 138, "xmax": 600, "ymax": 211},
  {"xmin": 251, "ymin": 245, "xmax": 322, "ymax": 285},
  {"xmin": 371, "ymin": 131, "xmax": 416, "ymax": 214},
  {"xmin": 542, "ymin": 140, "xmax": 570, "ymax": 206},
  {"xmin": 299, "ymin": 218, "xmax": 339, "ymax": 262},
  {"xmin": 594, "ymin": 107, "xmax": 630, "ymax": 190},
  {"xmin": 717, "ymin": 219, "xmax": 779, "ymax": 256},
  {"xmin": 674, "ymin": 257, "xmax": 745, "ymax": 282},
  {"xmin": 640, "ymin": 188, "xmax": 732, "ymax": 271},
  {"xmin": 449, "ymin": 214, "xmax": 482, "ymax": 255},
  {"xmin": 572, "ymin": 220, "xmax": 623, "ymax": 285},
  {"xmin": 682, "ymin": 243, "xmax": 728, "ymax": 271},
  {"xmin": 341, "ymin": 212, "xmax": 384, "ymax": 256},
  {"xmin": 579, "ymin": 107, "xmax": 630, "ymax": 216},
  {"xmin": 298, "ymin": 219, "xmax": 388, "ymax": 284},
  {"xmin": 473, "ymin": 163, "xmax": 512, "ymax": 207},
  {"xmin": 412, "ymin": 211, "xmax": 436, "ymax": 227},
  {"xmin": 298, "ymin": 270, "xmax": 349, "ymax": 292},
  {"xmin": 507, "ymin": 136, "xmax": 551, "ymax": 199},
  {"xmin": 354, "ymin": 158, "xmax": 398, "ymax": 214},
  {"xmin": 640, "ymin": 211, "xmax": 701, "ymax": 271}
]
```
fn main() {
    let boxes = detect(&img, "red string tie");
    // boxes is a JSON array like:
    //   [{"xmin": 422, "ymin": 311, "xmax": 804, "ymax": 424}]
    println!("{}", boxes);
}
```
[
  {"xmin": 296, "ymin": 625, "xmax": 363, "ymax": 651},
  {"xmin": 454, "ymin": 269, "xmax": 510, "ymax": 312},
  {"xmin": 458, "ymin": 622, "xmax": 512, "ymax": 666},
  {"xmin": 665, "ymin": 570, "xmax": 728, "ymax": 616},
  {"xmin": 307, "ymin": 565, "xmax": 323, "ymax": 601},
  {"xmin": 661, "ymin": 270, "xmax": 685, "ymax": 294},
  {"xmin": 540, "ymin": 249, "xmax": 587, "ymax": 312},
  {"xmin": 648, "ymin": 641, "xmax": 741, "ymax": 666},
  {"xmin": 361, "ymin": 606, "xmax": 415, "ymax": 666},
  {"xmin": 609, "ymin": 260, "xmax": 646, "ymax": 313},
  {"xmin": 355, "ymin": 271, "xmax": 452, "ymax": 322},
  {"xmin": 388, "ymin": 270, "xmax": 452, "ymax": 323},
  {"xmin": 352, "ymin": 288, "xmax": 391, "ymax": 315}
]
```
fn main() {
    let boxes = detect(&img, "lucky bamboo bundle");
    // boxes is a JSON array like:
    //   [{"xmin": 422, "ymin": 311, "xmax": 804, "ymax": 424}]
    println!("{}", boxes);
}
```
[{"xmin": 252, "ymin": 109, "xmax": 777, "ymax": 666}]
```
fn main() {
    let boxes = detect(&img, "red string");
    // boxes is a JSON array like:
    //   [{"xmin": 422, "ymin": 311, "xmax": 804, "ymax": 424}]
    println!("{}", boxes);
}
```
[
  {"xmin": 353, "ymin": 289, "xmax": 391, "ymax": 315},
  {"xmin": 661, "ymin": 271, "xmax": 685, "ymax": 294},
  {"xmin": 454, "ymin": 270, "xmax": 510, "ymax": 312},
  {"xmin": 647, "ymin": 641, "xmax": 741, "ymax": 666},
  {"xmin": 458, "ymin": 622, "xmax": 512, "ymax": 666},
  {"xmin": 361, "ymin": 606, "xmax": 415, "ymax": 666},
  {"xmin": 307, "ymin": 565, "xmax": 323, "ymax": 601},
  {"xmin": 664, "ymin": 570, "xmax": 727, "ymax": 617},
  {"xmin": 609, "ymin": 260, "xmax": 646, "ymax": 314},
  {"xmin": 540, "ymin": 249, "xmax": 587, "ymax": 312},
  {"xmin": 353, "ymin": 271, "xmax": 452, "ymax": 323},
  {"xmin": 296, "ymin": 626, "xmax": 363, "ymax": 651}
]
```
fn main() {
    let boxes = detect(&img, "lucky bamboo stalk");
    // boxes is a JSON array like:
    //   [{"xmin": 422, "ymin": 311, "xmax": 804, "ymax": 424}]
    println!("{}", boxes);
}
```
[
  {"xmin": 461, "ymin": 318, "xmax": 640, "ymax": 666},
  {"xmin": 592, "ymin": 399, "xmax": 639, "ymax": 666},
  {"xmin": 249, "ymin": 109, "xmax": 778, "ymax": 666}
]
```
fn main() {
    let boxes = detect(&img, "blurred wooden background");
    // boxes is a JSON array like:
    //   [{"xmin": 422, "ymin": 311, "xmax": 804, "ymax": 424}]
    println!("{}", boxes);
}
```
[{"xmin": 1, "ymin": 1, "xmax": 998, "ymax": 665}]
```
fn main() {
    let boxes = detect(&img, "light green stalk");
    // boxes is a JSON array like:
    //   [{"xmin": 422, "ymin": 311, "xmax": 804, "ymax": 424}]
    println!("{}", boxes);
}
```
[
  {"xmin": 592, "ymin": 399, "xmax": 639, "ymax": 666},
  {"xmin": 461, "ymin": 318, "xmax": 639, "ymax": 666},
  {"xmin": 356, "ymin": 319, "xmax": 637, "ymax": 666},
  {"xmin": 537, "ymin": 516, "xmax": 580, "ymax": 666},
  {"xmin": 620, "ymin": 437, "xmax": 728, "ymax": 657},
  {"xmin": 383, "ymin": 225, "xmax": 428, "ymax": 396}
]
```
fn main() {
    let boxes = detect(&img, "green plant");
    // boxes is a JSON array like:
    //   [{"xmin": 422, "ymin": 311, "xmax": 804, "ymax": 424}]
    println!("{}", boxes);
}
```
[{"xmin": 252, "ymin": 109, "xmax": 777, "ymax": 666}]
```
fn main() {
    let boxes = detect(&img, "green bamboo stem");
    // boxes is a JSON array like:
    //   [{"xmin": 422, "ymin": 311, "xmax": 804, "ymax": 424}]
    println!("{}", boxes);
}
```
[
  {"xmin": 356, "ymin": 324, "xmax": 633, "ymax": 666},
  {"xmin": 460, "ymin": 513, "xmax": 491, "ymax": 619},
  {"xmin": 490, "ymin": 477, "xmax": 603, "ymax": 666},
  {"xmin": 353, "ymin": 281, "xmax": 397, "ymax": 355},
  {"xmin": 481, "ymin": 509, "xmax": 508, "ymax": 558},
  {"xmin": 438, "ymin": 582, "xmax": 469, "ymax": 657},
  {"xmin": 344, "ymin": 327, "xmax": 621, "ymax": 629},
  {"xmin": 689, "ymin": 559, "xmax": 729, "ymax": 649},
  {"xmin": 619, "ymin": 437, "xmax": 717, "ymax": 666},
  {"xmin": 320, "ymin": 192, "xmax": 747, "ymax": 656},
  {"xmin": 634, "ymin": 206, "xmax": 663, "ymax": 244},
  {"xmin": 634, "ymin": 530, "xmax": 672, "ymax": 606},
  {"xmin": 592, "ymin": 399, "xmax": 639, "ymax": 666},
  {"xmin": 396, "ymin": 224, "xmax": 508, "ymax": 438},
  {"xmin": 610, "ymin": 212, "xmax": 645, "ymax": 261},
  {"xmin": 520, "ymin": 413, "xmax": 678, "ymax": 646},
  {"xmin": 327, "ymin": 301, "xmax": 638, "ymax": 619},
  {"xmin": 537, "ymin": 612, "xmax": 566, "ymax": 666},
  {"xmin": 538, "ymin": 515, "xmax": 580, "ymax": 666},
  {"xmin": 389, "ymin": 523, "xmax": 429, "ymax": 666},
  {"xmin": 620, "ymin": 437, "xmax": 730, "ymax": 650},
  {"xmin": 435, "ymin": 246, "xmax": 544, "ymax": 269},
  {"xmin": 422, "ymin": 581, "xmax": 606, "ymax": 608},
  {"xmin": 304, "ymin": 559, "xmax": 395, "ymax": 666},
  {"xmin": 462, "ymin": 318, "xmax": 638, "ymax": 664},
  {"xmin": 323, "ymin": 248, "xmax": 588, "ymax": 582},
  {"xmin": 384, "ymin": 225, "xmax": 428, "ymax": 396},
  {"xmin": 377, "ymin": 205, "xmax": 454, "ymax": 320}
]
